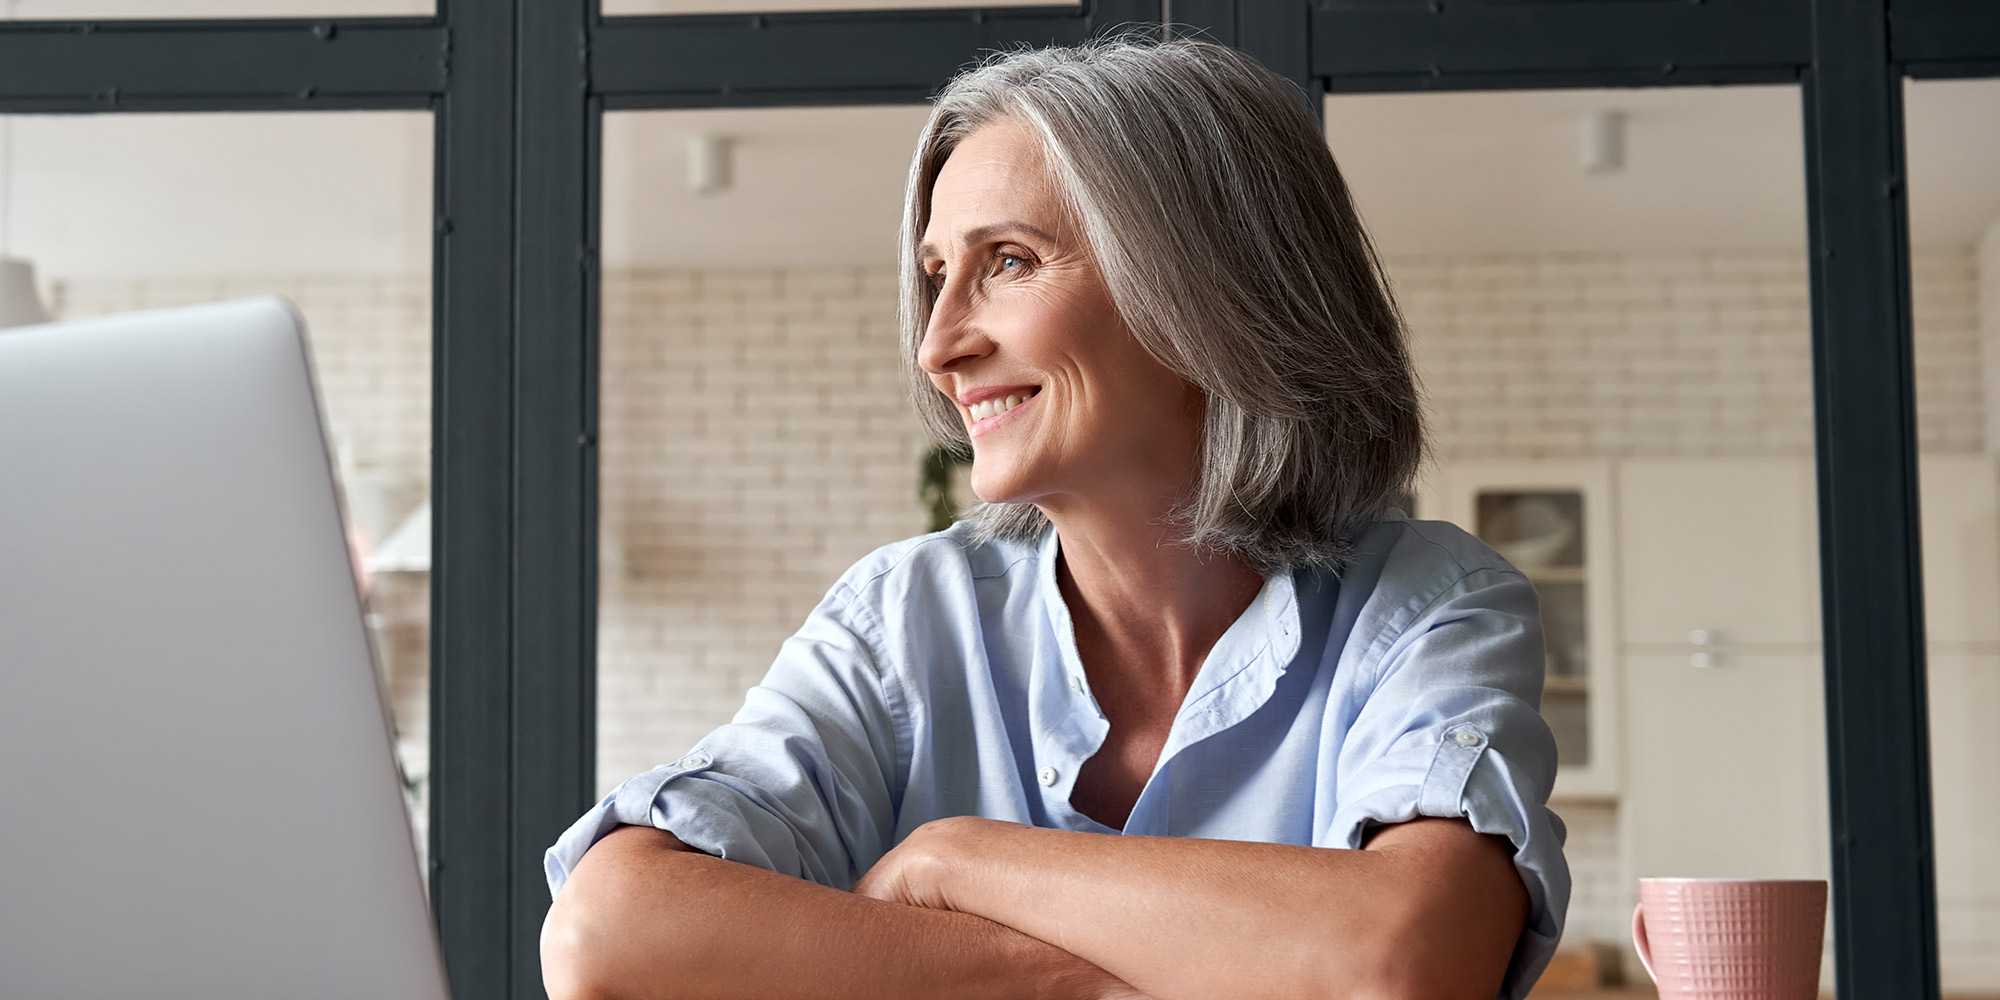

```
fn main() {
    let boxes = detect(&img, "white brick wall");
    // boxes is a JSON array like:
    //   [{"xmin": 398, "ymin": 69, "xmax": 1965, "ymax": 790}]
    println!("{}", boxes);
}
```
[
  {"xmin": 594, "ymin": 268, "xmax": 930, "ymax": 789},
  {"xmin": 45, "ymin": 243, "xmax": 1990, "ymax": 959},
  {"xmin": 1400, "ymin": 248, "xmax": 1986, "ymax": 460}
]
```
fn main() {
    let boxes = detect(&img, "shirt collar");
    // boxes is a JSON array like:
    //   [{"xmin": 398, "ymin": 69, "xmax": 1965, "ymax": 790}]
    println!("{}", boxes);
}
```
[{"xmin": 1035, "ymin": 523, "xmax": 1305, "ymax": 681}]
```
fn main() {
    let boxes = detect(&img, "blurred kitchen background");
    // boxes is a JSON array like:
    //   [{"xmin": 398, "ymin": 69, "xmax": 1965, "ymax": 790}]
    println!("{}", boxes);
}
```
[{"xmin": 1, "ymin": 4, "xmax": 1994, "ymax": 990}]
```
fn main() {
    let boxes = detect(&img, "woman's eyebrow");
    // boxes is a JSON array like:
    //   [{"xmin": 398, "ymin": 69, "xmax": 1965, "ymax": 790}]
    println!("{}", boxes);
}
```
[{"xmin": 916, "ymin": 221, "xmax": 1059, "ymax": 261}]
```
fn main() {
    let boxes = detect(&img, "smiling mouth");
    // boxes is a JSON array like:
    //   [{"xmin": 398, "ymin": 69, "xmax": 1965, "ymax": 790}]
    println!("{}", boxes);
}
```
[{"xmin": 967, "ymin": 387, "xmax": 1039, "ymax": 422}]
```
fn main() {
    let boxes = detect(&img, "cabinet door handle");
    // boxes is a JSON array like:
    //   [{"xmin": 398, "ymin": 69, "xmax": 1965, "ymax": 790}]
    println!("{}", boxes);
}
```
[
  {"xmin": 1691, "ymin": 652, "xmax": 1718, "ymax": 669},
  {"xmin": 1688, "ymin": 628, "xmax": 1718, "ymax": 646}
]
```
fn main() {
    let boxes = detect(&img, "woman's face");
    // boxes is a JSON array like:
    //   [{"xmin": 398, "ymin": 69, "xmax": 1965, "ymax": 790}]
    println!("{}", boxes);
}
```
[{"xmin": 917, "ymin": 120, "xmax": 1204, "ymax": 515}]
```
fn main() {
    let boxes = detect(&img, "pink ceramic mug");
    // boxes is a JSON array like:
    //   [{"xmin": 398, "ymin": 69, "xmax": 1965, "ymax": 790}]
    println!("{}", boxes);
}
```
[{"xmin": 1630, "ymin": 878, "xmax": 1828, "ymax": 999}]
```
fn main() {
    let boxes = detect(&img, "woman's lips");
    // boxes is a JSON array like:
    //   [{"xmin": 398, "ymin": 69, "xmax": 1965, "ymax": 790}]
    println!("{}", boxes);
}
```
[{"xmin": 968, "ymin": 389, "xmax": 1039, "ymax": 439}]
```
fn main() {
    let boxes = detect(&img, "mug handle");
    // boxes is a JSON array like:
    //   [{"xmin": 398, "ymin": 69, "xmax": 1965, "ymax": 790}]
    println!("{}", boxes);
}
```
[{"xmin": 1630, "ymin": 902, "xmax": 1657, "ymax": 985}]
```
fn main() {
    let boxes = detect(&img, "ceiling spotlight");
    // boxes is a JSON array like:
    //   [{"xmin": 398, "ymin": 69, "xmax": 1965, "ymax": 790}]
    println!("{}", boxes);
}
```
[
  {"xmin": 688, "ymin": 133, "xmax": 734, "ymax": 196},
  {"xmin": 1579, "ymin": 108, "xmax": 1627, "ymax": 175}
]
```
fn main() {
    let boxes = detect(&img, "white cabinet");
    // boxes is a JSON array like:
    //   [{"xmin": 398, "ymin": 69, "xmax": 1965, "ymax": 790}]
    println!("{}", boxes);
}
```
[
  {"xmin": 1929, "ymin": 652, "xmax": 2000, "ymax": 991},
  {"xmin": 1420, "ymin": 460, "xmax": 1620, "ymax": 799},
  {"xmin": 1919, "ymin": 455, "xmax": 2000, "ymax": 992},
  {"xmin": 1621, "ymin": 651, "xmax": 1830, "ymax": 880},
  {"xmin": 1921, "ymin": 454, "xmax": 2000, "ymax": 645},
  {"xmin": 1614, "ymin": 457, "xmax": 1831, "ymax": 883},
  {"xmin": 1616, "ymin": 458, "xmax": 1821, "ymax": 648}
]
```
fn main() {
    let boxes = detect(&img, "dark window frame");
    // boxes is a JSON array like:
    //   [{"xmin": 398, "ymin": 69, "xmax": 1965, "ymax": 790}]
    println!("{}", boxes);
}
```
[{"xmin": 1, "ymin": 2, "xmax": 1990, "ymax": 997}]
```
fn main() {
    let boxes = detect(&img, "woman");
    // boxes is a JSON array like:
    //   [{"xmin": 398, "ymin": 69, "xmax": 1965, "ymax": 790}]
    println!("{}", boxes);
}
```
[{"xmin": 543, "ymin": 37, "xmax": 1567, "ymax": 1000}]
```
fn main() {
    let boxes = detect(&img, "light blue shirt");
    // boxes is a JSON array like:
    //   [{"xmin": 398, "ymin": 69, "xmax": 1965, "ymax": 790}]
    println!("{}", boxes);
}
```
[{"xmin": 546, "ymin": 513, "xmax": 1570, "ymax": 998}]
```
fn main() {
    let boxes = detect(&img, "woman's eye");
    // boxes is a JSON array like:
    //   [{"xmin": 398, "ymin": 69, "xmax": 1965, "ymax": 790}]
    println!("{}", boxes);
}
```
[
  {"xmin": 926, "ymin": 270, "xmax": 945, "ymax": 291},
  {"xmin": 999, "ymin": 255, "xmax": 1023, "ymax": 271}
]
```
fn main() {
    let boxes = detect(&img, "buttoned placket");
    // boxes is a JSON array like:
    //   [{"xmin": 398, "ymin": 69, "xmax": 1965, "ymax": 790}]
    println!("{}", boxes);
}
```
[
  {"xmin": 1122, "ymin": 577, "xmax": 1301, "ymax": 835},
  {"xmin": 1033, "ymin": 526, "xmax": 1306, "ymax": 837}
]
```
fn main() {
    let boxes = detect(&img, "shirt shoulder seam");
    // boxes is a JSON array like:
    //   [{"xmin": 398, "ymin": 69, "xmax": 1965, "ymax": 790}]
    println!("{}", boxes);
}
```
[
  {"xmin": 842, "ymin": 531, "xmax": 1039, "ymax": 593},
  {"xmin": 1362, "ymin": 531, "xmax": 1529, "ymax": 692}
]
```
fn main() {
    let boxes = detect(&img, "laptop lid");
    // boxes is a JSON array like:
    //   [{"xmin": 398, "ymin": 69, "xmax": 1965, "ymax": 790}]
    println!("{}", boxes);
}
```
[{"xmin": 0, "ymin": 298, "xmax": 451, "ymax": 1000}]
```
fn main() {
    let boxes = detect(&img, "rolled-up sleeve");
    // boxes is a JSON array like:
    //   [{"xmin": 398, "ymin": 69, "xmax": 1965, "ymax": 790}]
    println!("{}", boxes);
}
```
[
  {"xmin": 1322, "ymin": 566, "xmax": 1571, "ymax": 1000},
  {"xmin": 544, "ymin": 582, "xmax": 904, "ymax": 898}
]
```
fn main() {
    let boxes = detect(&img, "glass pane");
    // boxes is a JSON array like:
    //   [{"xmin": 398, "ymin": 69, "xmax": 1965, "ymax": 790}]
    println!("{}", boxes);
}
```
[
  {"xmin": 1905, "ymin": 75, "xmax": 2000, "ymax": 997},
  {"xmin": 1330, "ymin": 85, "xmax": 1823, "ymax": 987},
  {"xmin": 606, "ymin": 0, "xmax": 1064, "ymax": 16},
  {"xmin": 1476, "ymin": 491, "xmax": 1588, "ymax": 765},
  {"xmin": 13, "ymin": 0, "xmax": 430, "ymax": 17},
  {"xmin": 2, "ymin": 111, "xmax": 434, "ymax": 866},
  {"xmin": 597, "ymin": 105, "xmax": 931, "ymax": 793}
]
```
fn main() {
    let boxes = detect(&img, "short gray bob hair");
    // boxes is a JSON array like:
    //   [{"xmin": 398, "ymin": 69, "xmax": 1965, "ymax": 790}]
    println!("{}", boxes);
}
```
[{"xmin": 900, "ymin": 36, "xmax": 1424, "ymax": 573}]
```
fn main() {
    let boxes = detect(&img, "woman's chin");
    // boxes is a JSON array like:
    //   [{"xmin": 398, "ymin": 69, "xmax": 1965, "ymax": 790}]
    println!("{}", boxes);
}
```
[{"xmin": 966, "ymin": 467, "xmax": 1037, "ymax": 508}]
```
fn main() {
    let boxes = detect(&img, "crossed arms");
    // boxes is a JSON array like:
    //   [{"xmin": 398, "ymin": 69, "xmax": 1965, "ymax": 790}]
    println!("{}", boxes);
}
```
[{"xmin": 540, "ymin": 813, "xmax": 1528, "ymax": 1000}]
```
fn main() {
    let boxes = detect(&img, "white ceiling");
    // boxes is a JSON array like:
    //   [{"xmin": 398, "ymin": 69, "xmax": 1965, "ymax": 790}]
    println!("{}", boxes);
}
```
[
  {"xmin": 2, "ymin": 79, "xmax": 1995, "ymax": 277},
  {"xmin": 1331, "ymin": 80, "xmax": 2000, "ymax": 257},
  {"xmin": 601, "ymin": 105, "xmax": 929, "ymax": 271},
  {"xmin": 1329, "ymin": 86, "xmax": 1813, "ymax": 256},
  {"xmin": 2, "ymin": 112, "xmax": 432, "ymax": 278}
]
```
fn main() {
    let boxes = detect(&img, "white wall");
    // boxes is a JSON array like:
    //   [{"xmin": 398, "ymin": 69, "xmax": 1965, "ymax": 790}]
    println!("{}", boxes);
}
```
[{"xmin": 1402, "ymin": 248, "xmax": 1985, "ymax": 459}]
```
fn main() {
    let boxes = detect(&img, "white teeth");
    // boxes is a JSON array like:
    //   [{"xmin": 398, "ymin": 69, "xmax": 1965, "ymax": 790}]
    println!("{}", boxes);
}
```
[{"xmin": 970, "ymin": 390, "xmax": 1035, "ymax": 423}]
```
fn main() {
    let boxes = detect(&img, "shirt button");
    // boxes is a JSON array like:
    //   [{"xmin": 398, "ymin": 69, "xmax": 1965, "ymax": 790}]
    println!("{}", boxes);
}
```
[
  {"xmin": 1452, "ymin": 730, "xmax": 1483, "ymax": 748},
  {"xmin": 1038, "ymin": 765, "xmax": 1059, "ymax": 787},
  {"xmin": 1070, "ymin": 675, "xmax": 1085, "ymax": 694},
  {"xmin": 678, "ymin": 752, "xmax": 711, "ymax": 768}
]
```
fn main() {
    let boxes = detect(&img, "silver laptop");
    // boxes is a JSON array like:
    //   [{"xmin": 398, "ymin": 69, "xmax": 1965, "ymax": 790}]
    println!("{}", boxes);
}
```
[{"xmin": 0, "ymin": 299, "xmax": 451, "ymax": 1000}]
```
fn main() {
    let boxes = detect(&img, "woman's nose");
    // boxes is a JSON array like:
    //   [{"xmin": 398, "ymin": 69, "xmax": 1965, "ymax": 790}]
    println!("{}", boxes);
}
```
[{"xmin": 917, "ymin": 284, "xmax": 990, "ymax": 376}]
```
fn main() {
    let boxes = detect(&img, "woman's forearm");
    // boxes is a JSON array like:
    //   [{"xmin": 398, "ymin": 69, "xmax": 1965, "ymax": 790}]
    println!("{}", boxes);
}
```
[
  {"xmin": 541, "ymin": 825, "xmax": 1148, "ymax": 1000},
  {"xmin": 883, "ymin": 822, "xmax": 1392, "ymax": 1000},
  {"xmin": 883, "ymin": 817, "xmax": 1525, "ymax": 1000}
]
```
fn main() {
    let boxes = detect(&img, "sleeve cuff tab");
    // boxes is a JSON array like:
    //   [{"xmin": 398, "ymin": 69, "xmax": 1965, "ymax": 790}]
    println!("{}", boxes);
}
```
[{"xmin": 1418, "ymin": 726, "xmax": 1487, "ymax": 817}]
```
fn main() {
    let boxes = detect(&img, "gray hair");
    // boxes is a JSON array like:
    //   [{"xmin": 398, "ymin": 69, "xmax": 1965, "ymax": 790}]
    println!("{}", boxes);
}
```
[{"xmin": 899, "ymin": 36, "xmax": 1424, "ymax": 573}]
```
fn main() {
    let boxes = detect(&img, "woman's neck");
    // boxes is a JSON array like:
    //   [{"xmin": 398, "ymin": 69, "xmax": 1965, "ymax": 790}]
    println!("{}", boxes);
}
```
[{"xmin": 1045, "ymin": 504, "xmax": 1266, "ymax": 699}]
